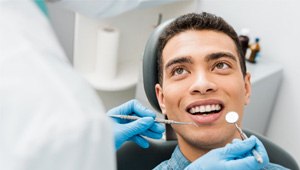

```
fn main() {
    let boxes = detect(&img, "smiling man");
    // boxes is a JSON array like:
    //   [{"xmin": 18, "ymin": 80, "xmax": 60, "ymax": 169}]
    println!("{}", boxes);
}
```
[{"xmin": 153, "ymin": 12, "xmax": 287, "ymax": 170}]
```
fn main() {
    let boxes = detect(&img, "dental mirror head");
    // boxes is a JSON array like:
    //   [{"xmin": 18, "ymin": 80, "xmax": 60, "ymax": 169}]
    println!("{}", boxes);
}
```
[{"xmin": 225, "ymin": 111, "xmax": 239, "ymax": 124}]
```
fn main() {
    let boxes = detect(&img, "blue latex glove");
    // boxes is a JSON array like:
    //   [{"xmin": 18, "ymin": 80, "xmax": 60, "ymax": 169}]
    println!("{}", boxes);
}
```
[
  {"xmin": 107, "ymin": 99, "xmax": 165, "ymax": 150},
  {"xmin": 185, "ymin": 136, "xmax": 270, "ymax": 170}
]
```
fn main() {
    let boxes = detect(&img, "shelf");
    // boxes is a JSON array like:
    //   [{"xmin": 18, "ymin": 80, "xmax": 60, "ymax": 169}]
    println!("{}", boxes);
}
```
[
  {"xmin": 84, "ymin": 60, "xmax": 138, "ymax": 91},
  {"xmin": 73, "ymin": 0, "xmax": 196, "ymax": 92}
]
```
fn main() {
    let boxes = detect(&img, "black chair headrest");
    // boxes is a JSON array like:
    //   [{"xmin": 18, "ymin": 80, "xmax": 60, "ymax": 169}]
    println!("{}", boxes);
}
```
[{"xmin": 142, "ymin": 19, "xmax": 174, "ymax": 112}]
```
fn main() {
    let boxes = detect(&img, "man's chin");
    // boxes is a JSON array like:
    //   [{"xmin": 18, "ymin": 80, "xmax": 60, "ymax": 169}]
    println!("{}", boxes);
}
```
[{"xmin": 177, "ymin": 132, "xmax": 234, "ymax": 151}]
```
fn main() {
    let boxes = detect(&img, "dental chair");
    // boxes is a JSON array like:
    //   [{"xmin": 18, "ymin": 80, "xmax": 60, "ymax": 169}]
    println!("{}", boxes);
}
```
[
  {"xmin": 117, "ymin": 19, "xmax": 299, "ymax": 170},
  {"xmin": 117, "ymin": 129, "xmax": 299, "ymax": 170}
]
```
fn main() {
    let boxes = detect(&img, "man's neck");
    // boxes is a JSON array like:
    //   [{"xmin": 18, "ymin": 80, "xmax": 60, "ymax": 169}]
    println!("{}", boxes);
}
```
[{"xmin": 177, "ymin": 139, "xmax": 211, "ymax": 161}]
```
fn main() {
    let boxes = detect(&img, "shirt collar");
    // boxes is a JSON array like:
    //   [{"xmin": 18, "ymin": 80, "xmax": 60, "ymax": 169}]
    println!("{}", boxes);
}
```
[{"xmin": 167, "ymin": 145, "xmax": 191, "ymax": 169}]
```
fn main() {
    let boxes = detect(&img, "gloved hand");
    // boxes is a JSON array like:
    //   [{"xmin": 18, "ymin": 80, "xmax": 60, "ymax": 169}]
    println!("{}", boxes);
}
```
[
  {"xmin": 185, "ymin": 136, "xmax": 269, "ymax": 170},
  {"xmin": 107, "ymin": 99, "xmax": 165, "ymax": 150}
]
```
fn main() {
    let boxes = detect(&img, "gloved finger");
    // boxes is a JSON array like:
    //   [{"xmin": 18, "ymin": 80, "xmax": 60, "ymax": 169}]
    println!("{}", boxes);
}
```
[
  {"xmin": 139, "ymin": 122, "xmax": 165, "ymax": 139},
  {"xmin": 140, "ymin": 122, "xmax": 165, "ymax": 139},
  {"xmin": 148, "ymin": 122, "xmax": 165, "ymax": 134},
  {"xmin": 122, "ymin": 117, "xmax": 155, "ymax": 138},
  {"xmin": 110, "ymin": 117, "xmax": 131, "ymax": 124},
  {"xmin": 107, "ymin": 99, "xmax": 156, "ymax": 117},
  {"xmin": 227, "ymin": 156, "xmax": 263, "ymax": 170},
  {"xmin": 131, "ymin": 135, "xmax": 150, "ymax": 148},
  {"xmin": 250, "ymin": 135, "xmax": 270, "ymax": 164},
  {"xmin": 232, "ymin": 138, "xmax": 251, "ymax": 158},
  {"xmin": 141, "ymin": 130, "xmax": 164, "ymax": 139},
  {"xmin": 251, "ymin": 135, "xmax": 265, "ymax": 152},
  {"xmin": 128, "ymin": 100, "xmax": 155, "ymax": 117},
  {"xmin": 224, "ymin": 136, "xmax": 256, "ymax": 158},
  {"xmin": 129, "ymin": 99, "xmax": 156, "ymax": 118}
]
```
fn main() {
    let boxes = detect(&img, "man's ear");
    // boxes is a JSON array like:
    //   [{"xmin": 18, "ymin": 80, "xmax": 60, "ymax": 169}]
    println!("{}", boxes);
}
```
[
  {"xmin": 155, "ymin": 84, "xmax": 167, "ymax": 115},
  {"xmin": 244, "ymin": 73, "xmax": 252, "ymax": 105}
]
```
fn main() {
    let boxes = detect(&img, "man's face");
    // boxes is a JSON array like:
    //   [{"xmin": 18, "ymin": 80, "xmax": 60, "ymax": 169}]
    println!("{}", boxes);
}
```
[{"xmin": 155, "ymin": 30, "xmax": 251, "ymax": 159}]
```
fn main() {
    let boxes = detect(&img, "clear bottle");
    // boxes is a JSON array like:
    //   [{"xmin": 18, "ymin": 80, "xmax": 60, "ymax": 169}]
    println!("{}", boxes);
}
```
[{"xmin": 247, "ymin": 38, "xmax": 260, "ymax": 63}]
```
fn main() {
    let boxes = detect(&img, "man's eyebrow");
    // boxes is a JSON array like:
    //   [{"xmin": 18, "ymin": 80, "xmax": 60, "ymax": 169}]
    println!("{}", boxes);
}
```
[
  {"xmin": 205, "ymin": 52, "xmax": 237, "ymax": 62},
  {"xmin": 165, "ymin": 56, "xmax": 193, "ymax": 70}
]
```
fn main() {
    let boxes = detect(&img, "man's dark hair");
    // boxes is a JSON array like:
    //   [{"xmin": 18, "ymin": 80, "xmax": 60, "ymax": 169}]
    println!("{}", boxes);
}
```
[{"xmin": 157, "ymin": 12, "xmax": 246, "ymax": 85}]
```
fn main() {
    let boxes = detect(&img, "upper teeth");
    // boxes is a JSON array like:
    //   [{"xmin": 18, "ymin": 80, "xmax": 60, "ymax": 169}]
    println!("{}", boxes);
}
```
[{"xmin": 189, "ymin": 104, "xmax": 221, "ymax": 114}]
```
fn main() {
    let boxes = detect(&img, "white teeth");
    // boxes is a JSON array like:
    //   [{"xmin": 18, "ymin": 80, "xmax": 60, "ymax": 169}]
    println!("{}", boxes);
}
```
[
  {"xmin": 200, "ymin": 106, "xmax": 205, "ymax": 112},
  {"xmin": 205, "ymin": 105, "xmax": 211, "ymax": 112},
  {"xmin": 189, "ymin": 104, "xmax": 222, "ymax": 114}
]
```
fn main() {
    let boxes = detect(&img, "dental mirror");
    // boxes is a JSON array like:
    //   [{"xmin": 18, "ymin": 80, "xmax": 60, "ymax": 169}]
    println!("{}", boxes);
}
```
[
  {"xmin": 225, "ymin": 111, "xmax": 239, "ymax": 124},
  {"xmin": 225, "ymin": 111, "xmax": 263, "ymax": 163}
]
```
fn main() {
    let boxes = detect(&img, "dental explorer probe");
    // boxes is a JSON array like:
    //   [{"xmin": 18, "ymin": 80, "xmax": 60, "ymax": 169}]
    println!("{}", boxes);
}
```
[
  {"xmin": 109, "ymin": 115, "xmax": 194, "ymax": 125},
  {"xmin": 225, "ymin": 111, "xmax": 264, "ymax": 164}
]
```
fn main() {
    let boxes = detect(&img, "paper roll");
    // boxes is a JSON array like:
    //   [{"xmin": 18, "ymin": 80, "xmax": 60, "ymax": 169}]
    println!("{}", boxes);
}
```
[{"xmin": 95, "ymin": 26, "xmax": 120, "ymax": 81}]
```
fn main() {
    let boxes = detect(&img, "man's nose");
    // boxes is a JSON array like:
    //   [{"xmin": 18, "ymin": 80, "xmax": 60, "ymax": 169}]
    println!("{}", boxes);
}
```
[{"xmin": 188, "ymin": 72, "xmax": 217, "ymax": 95}]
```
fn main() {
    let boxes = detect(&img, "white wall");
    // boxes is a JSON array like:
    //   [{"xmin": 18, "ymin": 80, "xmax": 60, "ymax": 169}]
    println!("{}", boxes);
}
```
[{"xmin": 195, "ymin": 0, "xmax": 300, "ymax": 163}]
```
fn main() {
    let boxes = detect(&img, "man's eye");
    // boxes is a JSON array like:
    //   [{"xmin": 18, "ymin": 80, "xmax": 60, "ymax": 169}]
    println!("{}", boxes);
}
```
[
  {"xmin": 172, "ymin": 67, "xmax": 188, "ymax": 76},
  {"xmin": 215, "ymin": 62, "xmax": 230, "ymax": 70}
]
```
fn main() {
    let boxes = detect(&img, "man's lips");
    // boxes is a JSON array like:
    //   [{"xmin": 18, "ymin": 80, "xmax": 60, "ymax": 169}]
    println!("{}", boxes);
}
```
[{"xmin": 188, "ymin": 112, "xmax": 222, "ymax": 124}]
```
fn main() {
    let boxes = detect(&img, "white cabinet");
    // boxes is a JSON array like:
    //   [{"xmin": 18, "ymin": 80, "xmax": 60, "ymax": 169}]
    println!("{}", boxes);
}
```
[{"xmin": 243, "ymin": 59, "xmax": 283, "ymax": 135}]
